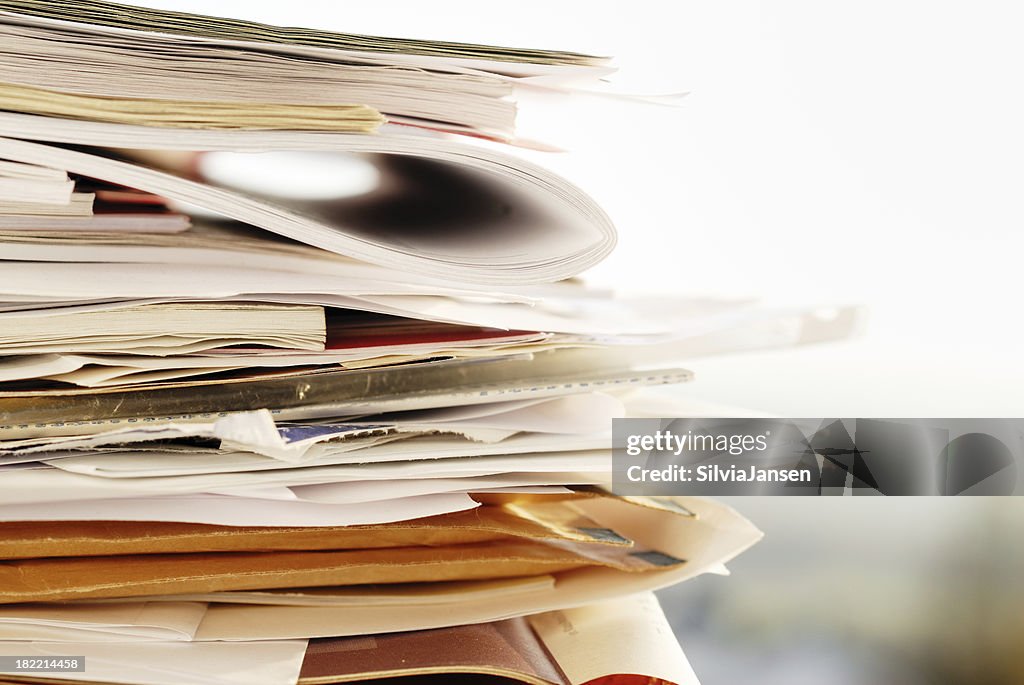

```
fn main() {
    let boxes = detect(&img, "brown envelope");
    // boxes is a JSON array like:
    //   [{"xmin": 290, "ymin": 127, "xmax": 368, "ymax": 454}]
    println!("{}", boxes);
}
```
[
  {"xmin": 0, "ymin": 533, "xmax": 684, "ymax": 603},
  {"xmin": 0, "ymin": 495, "xmax": 634, "ymax": 560}
]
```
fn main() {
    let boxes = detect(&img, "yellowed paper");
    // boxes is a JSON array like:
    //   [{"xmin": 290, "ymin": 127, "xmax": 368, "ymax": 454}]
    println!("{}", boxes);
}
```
[
  {"xmin": 0, "ymin": 82, "xmax": 383, "ymax": 132},
  {"xmin": 531, "ymin": 593, "xmax": 700, "ymax": 685}
]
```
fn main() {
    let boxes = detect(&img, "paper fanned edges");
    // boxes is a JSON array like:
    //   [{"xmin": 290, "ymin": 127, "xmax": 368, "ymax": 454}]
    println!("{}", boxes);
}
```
[
  {"xmin": 0, "ymin": 82, "xmax": 385, "ymax": 133},
  {"xmin": 0, "ymin": 0, "xmax": 606, "ymax": 65},
  {"xmin": 0, "ymin": 0, "xmax": 612, "ymax": 139}
]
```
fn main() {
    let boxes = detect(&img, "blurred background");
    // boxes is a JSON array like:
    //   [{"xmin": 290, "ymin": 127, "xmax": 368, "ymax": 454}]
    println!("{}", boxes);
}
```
[
  {"xmin": 136, "ymin": 1, "xmax": 1024, "ymax": 682},
  {"xmin": 659, "ymin": 497, "xmax": 1024, "ymax": 685}
]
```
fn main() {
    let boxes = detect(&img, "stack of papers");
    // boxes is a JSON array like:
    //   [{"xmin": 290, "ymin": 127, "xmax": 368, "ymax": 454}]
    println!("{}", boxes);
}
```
[
  {"xmin": 0, "ymin": 0, "xmax": 607, "ymax": 140},
  {"xmin": 0, "ymin": 595, "xmax": 698, "ymax": 685},
  {"xmin": 0, "ymin": 165, "xmax": 191, "ymax": 233},
  {"xmin": 0, "ymin": 3, "xmax": 857, "ymax": 684}
]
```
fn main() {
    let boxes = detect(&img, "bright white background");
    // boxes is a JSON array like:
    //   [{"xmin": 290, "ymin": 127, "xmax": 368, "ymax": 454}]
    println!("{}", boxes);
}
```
[{"xmin": 139, "ymin": 0, "xmax": 1024, "ymax": 416}]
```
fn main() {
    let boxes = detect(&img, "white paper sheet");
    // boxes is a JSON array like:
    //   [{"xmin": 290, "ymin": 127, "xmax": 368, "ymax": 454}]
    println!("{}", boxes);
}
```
[
  {"xmin": 0, "ymin": 492, "xmax": 479, "ymax": 527},
  {"xmin": 39, "ymin": 433, "xmax": 610, "ymax": 479},
  {"xmin": 387, "ymin": 392, "xmax": 624, "ymax": 435},
  {"xmin": 3, "ymin": 452, "xmax": 608, "ymax": 506},
  {"xmin": 0, "ymin": 353, "xmax": 82, "ymax": 382},
  {"xmin": 0, "ymin": 639, "xmax": 308, "ymax": 685},
  {"xmin": 281, "ymin": 473, "xmax": 599, "ymax": 504},
  {"xmin": 0, "ymin": 602, "xmax": 206, "ymax": 642}
]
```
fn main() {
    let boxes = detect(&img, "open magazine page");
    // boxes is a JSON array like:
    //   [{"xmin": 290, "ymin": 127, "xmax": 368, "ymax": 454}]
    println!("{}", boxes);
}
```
[{"xmin": 0, "ymin": 133, "xmax": 614, "ymax": 285}]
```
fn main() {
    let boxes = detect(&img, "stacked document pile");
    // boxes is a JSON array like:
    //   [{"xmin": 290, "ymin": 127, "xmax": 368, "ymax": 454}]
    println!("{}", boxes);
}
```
[{"xmin": 0, "ymin": 2, "xmax": 853, "ymax": 684}]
